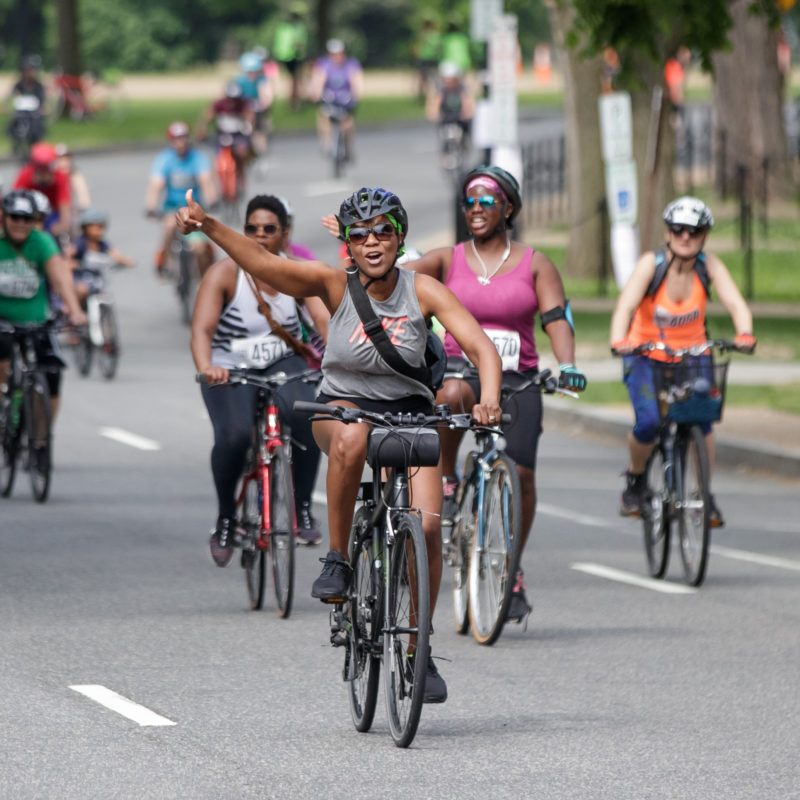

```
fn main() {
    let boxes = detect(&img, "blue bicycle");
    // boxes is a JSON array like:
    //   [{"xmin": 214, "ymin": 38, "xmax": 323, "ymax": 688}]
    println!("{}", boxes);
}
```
[{"xmin": 444, "ymin": 363, "xmax": 571, "ymax": 645}]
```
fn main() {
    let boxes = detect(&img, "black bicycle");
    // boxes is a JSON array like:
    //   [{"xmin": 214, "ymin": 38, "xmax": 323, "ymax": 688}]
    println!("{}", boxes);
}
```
[
  {"xmin": 0, "ymin": 320, "xmax": 62, "ymax": 502},
  {"xmin": 442, "ymin": 361, "xmax": 577, "ymax": 644},
  {"xmin": 613, "ymin": 339, "xmax": 751, "ymax": 586},
  {"xmin": 295, "ymin": 401, "xmax": 474, "ymax": 747}
]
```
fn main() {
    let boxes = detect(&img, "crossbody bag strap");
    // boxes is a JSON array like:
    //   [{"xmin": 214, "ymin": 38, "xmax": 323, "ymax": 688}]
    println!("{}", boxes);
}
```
[
  {"xmin": 243, "ymin": 271, "xmax": 311, "ymax": 360},
  {"xmin": 346, "ymin": 269, "xmax": 430, "ymax": 385}
]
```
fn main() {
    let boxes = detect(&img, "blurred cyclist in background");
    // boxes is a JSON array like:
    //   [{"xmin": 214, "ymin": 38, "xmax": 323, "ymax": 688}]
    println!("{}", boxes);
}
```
[
  {"xmin": 234, "ymin": 51, "xmax": 274, "ymax": 155},
  {"xmin": 426, "ymin": 61, "xmax": 474, "ymax": 139},
  {"xmin": 144, "ymin": 121, "xmax": 217, "ymax": 277},
  {"xmin": 310, "ymin": 39, "xmax": 363, "ymax": 163},
  {"xmin": 272, "ymin": 4, "xmax": 309, "ymax": 111},
  {"xmin": 197, "ymin": 82, "xmax": 255, "ymax": 189},
  {"xmin": 13, "ymin": 142, "xmax": 72, "ymax": 239}
]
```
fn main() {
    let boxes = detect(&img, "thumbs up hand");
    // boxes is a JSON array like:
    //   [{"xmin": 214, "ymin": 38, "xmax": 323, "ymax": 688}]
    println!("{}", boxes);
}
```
[{"xmin": 176, "ymin": 189, "xmax": 206, "ymax": 233}]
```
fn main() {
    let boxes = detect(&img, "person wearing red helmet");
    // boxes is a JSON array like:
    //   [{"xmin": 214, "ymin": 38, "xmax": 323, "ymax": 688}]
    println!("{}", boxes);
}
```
[
  {"xmin": 144, "ymin": 121, "xmax": 217, "ymax": 277},
  {"xmin": 13, "ymin": 142, "xmax": 72, "ymax": 238}
]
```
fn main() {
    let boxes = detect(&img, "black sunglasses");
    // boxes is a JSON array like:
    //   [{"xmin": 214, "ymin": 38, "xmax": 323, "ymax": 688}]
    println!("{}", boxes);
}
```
[
  {"xmin": 347, "ymin": 222, "xmax": 396, "ymax": 244},
  {"xmin": 244, "ymin": 223, "xmax": 280, "ymax": 235},
  {"xmin": 463, "ymin": 196, "xmax": 498, "ymax": 209},
  {"xmin": 7, "ymin": 213, "xmax": 34, "ymax": 223},
  {"xmin": 668, "ymin": 223, "xmax": 704, "ymax": 237}
]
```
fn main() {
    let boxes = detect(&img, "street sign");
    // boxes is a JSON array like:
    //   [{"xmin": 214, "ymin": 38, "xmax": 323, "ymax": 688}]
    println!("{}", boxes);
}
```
[
  {"xmin": 471, "ymin": 0, "xmax": 504, "ymax": 43},
  {"xmin": 598, "ymin": 92, "xmax": 633, "ymax": 163},
  {"xmin": 605, "ymin": 159, "xmax": 638, "ymax": 225}
]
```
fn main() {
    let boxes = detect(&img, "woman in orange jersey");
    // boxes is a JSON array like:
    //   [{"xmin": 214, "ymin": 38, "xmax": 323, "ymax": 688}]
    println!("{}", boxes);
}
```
[{"xmin": 609, "ymin": 197, "xmax": 755, "ymax": 526}]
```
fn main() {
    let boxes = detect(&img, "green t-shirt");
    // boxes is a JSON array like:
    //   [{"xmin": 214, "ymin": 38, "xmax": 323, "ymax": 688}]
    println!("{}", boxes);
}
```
[
  {"xmin": 0, "ymin": 229, "xmax": 59, "ymax": 323},
  {"xmin": 273, "ymin": 22, "xmax": 308, "ymax": 62}
]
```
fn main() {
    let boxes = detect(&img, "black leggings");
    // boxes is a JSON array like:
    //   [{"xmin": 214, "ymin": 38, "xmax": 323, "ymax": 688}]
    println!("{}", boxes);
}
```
[{"xmin": 200, "ymin": 356, "xmax": 320, "ymax": 520}]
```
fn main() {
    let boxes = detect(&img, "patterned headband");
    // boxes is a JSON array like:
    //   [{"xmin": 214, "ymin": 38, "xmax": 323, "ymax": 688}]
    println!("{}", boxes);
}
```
[{"xmin": 465, "ymin": 176, "xmax": 507, "ymax": 202}]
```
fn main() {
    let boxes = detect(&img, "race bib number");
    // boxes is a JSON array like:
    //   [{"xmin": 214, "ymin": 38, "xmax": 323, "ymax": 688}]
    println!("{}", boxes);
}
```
[
  {"xmin": 231, "ymin": 334, "xmax": 289, "ymax": 368},
  {"xmin": 0, "ymin": 271, "xmax": 39, "ymax": 300},
  {"xmin": 482, "ymin": 328, "xmax": 521, "ymax": 371}
]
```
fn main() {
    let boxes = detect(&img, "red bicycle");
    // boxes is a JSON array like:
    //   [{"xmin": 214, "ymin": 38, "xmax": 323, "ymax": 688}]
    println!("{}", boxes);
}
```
[{"xmin": 202, "ymin": 368, "xmax": 319, "ymax": 615}]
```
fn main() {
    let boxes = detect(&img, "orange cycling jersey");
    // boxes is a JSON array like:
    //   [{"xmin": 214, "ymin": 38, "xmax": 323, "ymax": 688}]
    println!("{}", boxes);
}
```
[{"xmin": 628, "ymin": 269, "xmax": 708, "ymax": 361}]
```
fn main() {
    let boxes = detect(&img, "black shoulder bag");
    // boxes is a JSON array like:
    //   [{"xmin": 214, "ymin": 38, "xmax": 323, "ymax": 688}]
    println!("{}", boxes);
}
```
[{"xmin": 346, "ymin": 269, "xmax": 446, "ymax": 392}]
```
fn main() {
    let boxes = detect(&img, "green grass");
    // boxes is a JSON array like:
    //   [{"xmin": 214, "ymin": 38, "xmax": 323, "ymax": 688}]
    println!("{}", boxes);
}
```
[{"xmin": 584, "ymin": 380, "xmax": 800, "ymax": 415}]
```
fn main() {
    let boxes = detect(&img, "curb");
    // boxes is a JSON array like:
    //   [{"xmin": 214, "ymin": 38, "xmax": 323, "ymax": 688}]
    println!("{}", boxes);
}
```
[{"xmin": 543, "ymin": 398, "xmax": 800, "ymax": 479}]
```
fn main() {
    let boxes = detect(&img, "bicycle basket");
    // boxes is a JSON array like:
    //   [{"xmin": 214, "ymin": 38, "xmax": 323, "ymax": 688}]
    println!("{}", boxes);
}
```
[{"xmin": 652, "ymin": 356, "xmax": 729, "ymax": 424}]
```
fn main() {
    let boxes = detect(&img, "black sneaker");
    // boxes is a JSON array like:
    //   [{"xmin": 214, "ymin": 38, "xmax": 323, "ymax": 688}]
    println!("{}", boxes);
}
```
[
  {"xmin": 423, "ymin": 654, "xmax": 448, "ymax": 703},
  {"xmin": 209, "ymin": 517, "xmax": 235, "ymax": 567},
  {"xmin": 296, "ymin": 501, "xmax": 322, "ymax": 545},
  {"xmin": 709, "ymin": 494, "xmax": 725, "ymax": 528},
  {"xmin": 33, "ymin": 444, "xmax": 49, "ymax": 475},
  {"xmin": 311, "ymin": 550, "xmax": 351, "ymax": 601},
  {"xmin": 506, "ymin": 570, "xmax": 532, "ymax": 623},
  {"xmin": 620, "ymin": 470, "xmax": 647, "ymax": 517}
]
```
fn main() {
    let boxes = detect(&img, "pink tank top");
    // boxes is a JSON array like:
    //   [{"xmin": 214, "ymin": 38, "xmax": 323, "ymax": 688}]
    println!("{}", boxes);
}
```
[{"xmin": 444, "ymin": 242, "xmax": 539, "ymax": 371}]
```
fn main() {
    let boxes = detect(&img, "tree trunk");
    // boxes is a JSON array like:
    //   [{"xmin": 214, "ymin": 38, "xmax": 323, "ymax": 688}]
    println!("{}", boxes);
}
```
[
  {"xmin": 56, "ymin": 0, "xmax": 82, "ymax": 76},
  {"xmin": 712, "ymin": 0, "xmax": 793, "ymax": 201},
  {"xmin": 546, "ymin": 0, "xmax": 607, "ymax": 280}
]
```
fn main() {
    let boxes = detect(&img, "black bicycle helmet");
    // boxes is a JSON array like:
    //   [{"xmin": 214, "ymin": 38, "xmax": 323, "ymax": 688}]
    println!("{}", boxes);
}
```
[
  {"xmin": 662, "ymin": 195, "xmax": 714, "ymax": 230},
  {"xmin": 2, "ymin": 190, "xmax": 37, "ymax": 219},
  {"xmin": 461, "ymin": 165, "xmax": 522, "ymax": 223},
  {"xmin": 336, "ymin": 187, "xmax": 409, "ymax": 239}
]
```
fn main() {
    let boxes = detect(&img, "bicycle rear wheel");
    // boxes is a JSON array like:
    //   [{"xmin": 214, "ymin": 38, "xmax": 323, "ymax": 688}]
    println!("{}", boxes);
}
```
[
  {"xmin": 240, "ymin": 468, "xmax": 266, "ymax": 610},
  {"xmin": 268, "ymin": 446, "xmax": 295, "ymax": 618},
  {"xmin": 643, "ymin": 444, "xmax": 670, "ymax": 578},
  {"xmin": 24, "ymin": 372, "xmax": 52, "ymax": 502},
  {"xmin": 97, "ymin": 303, "xmax": 119, "ymax": 380},
  {"xmin": 450, "ymin": 460, "xmax": 476, "ymax": 634},
  {"xmin": 384, "ymin": 512, "xmax": 430, "ymax": 748},
  {"xmin": 347, "ymin": 507, "xmax": 382, "ymax": 733},
  {"xmin": 468, "ymin": 452, "xmax": 522, "ymax": 646},
  {"xmin": 678, "ymin": 426, "xmax": 711, "ymax": 586}
]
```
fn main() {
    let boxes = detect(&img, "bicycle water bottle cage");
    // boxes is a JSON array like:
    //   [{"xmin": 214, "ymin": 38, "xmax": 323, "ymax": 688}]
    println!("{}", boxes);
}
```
[{"xmin": 367, "ymin": 427, "xmax": 440, "ymax": 469}]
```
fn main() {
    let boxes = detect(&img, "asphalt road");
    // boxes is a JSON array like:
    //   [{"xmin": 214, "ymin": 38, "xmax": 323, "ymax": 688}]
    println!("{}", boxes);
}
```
[{"xmin": 1, "ymin": 124, "xmax": 799, "ymax": 799}]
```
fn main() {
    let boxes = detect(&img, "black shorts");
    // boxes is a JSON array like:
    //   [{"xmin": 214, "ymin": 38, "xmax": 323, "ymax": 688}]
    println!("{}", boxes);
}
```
[
  {"xmin": 0, "ymin": 330, "xmax": 65, "ymax": 397},
  {"xmin": 462, "ymin": 370, "xmax": 543, "ymax": 470},
  {"xmin": 315, "ymin": 392, "xmax": 432, "ymax": 416}
]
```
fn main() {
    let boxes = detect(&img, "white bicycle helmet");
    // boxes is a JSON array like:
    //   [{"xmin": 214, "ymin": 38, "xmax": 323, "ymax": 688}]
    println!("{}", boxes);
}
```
[{"xmin": 662, "ymin": 196, "xmax": 714, "ymax": 229}]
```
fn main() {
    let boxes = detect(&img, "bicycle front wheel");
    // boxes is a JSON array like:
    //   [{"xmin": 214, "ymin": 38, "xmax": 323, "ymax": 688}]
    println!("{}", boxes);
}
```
[
  {"xmin": 468, "ymin": 452, "xmax": 522, "ymax": 646},
  {"xmin": 383, "ymin": 512, "xmax": 430, "ymax": 748},
  {"xmin": 177, "ymin": 246, "xmax": 194, "ymax": 326},
  {"xmin": 678, "ymin": 426, "xmax": 711, "ymax": 586},
  {"xmin": 97, "ymin": 303, "xmax": 119, "ymax": 380},
  {"xmin": 0, "ymin": 400, "xmax": 20, "ymax": 497},
  {"xmin": 73, "ymin": 329, "xmax": 92, "ymax": 376},
  {"xmin": 240, "ymin": 468, "xmax": 266, "ymax": 610},
  {"xmin": 643, "ymin": 444, "xmax": 670, "ymax": 578},
  {"xmin": 268, "ymin": 446, "xmax": 295, "ymax": 618},
  {"xmin": 24, "ymin": 372, "xmax": 52, "ymax": 502},
  {"xmin": 451, "ymin": 463, "xmax": 476, "ymax": 634},
  {"xmin": 347, "ymin": 507, "xmax": 382, "ymax": 733}
]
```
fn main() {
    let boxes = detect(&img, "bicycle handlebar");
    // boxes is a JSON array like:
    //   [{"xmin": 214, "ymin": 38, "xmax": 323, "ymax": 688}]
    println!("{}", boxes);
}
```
[
  {"xmin": 196, "ymin": 367, "xmax": 322, "ymax": 389},
  {"xmin": 444, "ymin": 360, "xmax": 579, "ymax": 399},
  {"xmin": 610, "ymin": 339, "xmax": 752, "ymax": 358},
  {"xmin": 293, "ymin": 400, "xmax": 510, "ymax": 433}
]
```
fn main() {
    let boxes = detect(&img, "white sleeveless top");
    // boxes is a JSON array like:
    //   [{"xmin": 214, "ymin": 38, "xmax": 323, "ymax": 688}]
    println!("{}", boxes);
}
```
[{"xmin": 211, "ymin": 268, "xmax": 303, "ymax": 370}]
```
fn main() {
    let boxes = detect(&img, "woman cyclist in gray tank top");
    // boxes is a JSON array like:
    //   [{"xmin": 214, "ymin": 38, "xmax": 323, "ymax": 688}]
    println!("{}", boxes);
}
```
[{"xmin": 178, "ymin": 185, "xmax": 502, "ymax": 704}]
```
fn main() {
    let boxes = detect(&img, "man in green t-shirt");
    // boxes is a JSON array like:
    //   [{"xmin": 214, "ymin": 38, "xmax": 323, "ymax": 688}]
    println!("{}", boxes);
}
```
[
  {"xmin": 273, "ymin": 5, "xmax": 309, "ymax": 111},
  {"xmin": 0, "ymin": 189, "xmax": 85, "ymax": 422}
]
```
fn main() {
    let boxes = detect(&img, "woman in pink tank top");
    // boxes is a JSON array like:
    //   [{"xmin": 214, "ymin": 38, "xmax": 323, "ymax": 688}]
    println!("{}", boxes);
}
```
[{"xmin": 407, "ymin": 165, "xmax": 587, "ymax": 624}]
